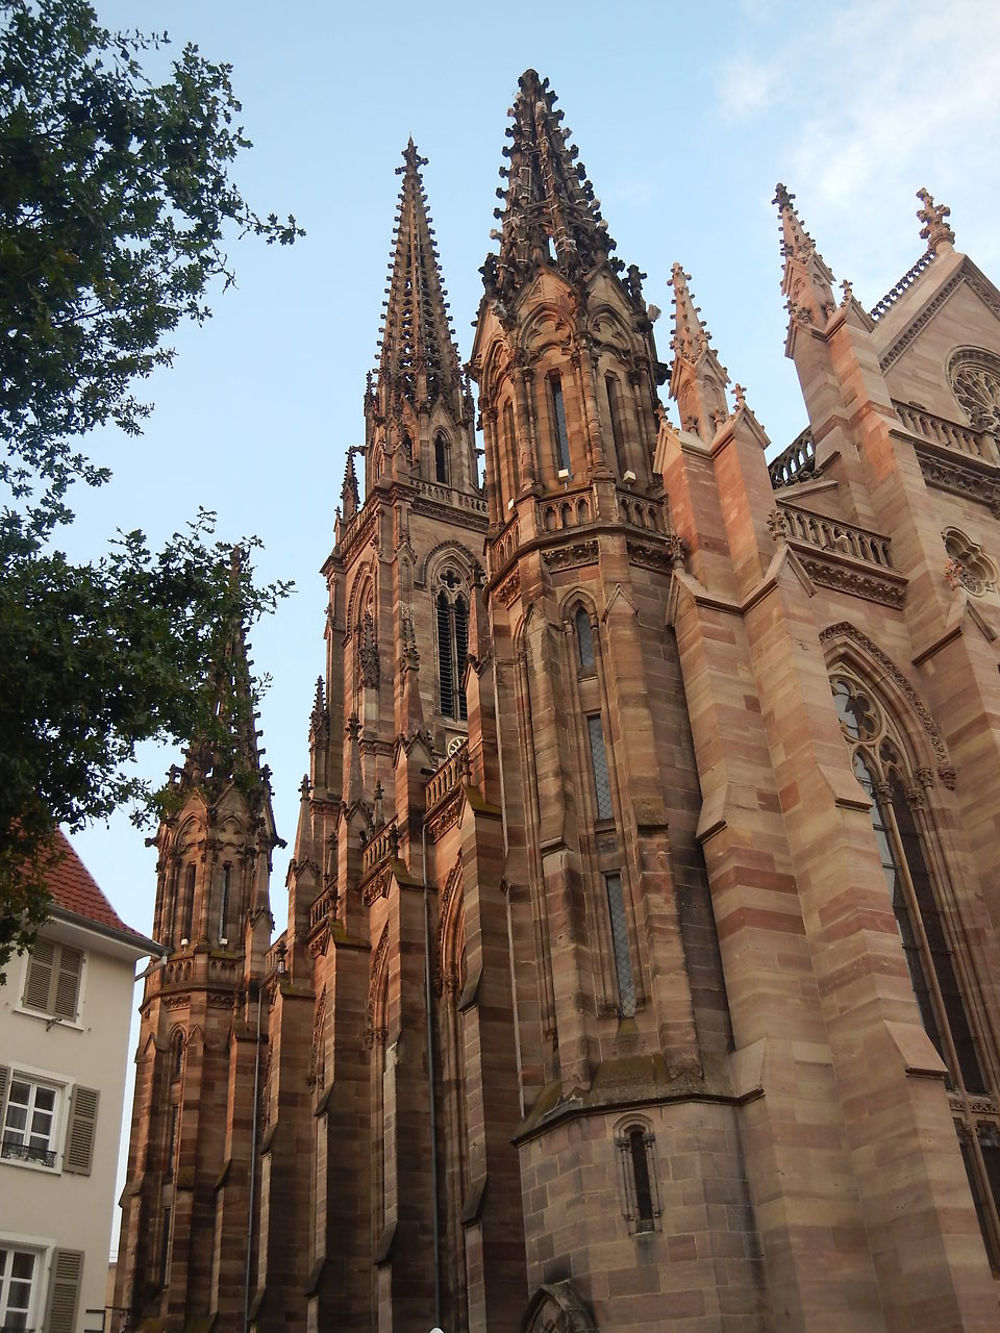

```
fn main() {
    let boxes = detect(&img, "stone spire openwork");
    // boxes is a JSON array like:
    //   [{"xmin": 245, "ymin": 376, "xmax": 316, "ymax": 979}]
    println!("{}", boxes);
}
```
[
  {"xmin": 482, "ymin": 69, "xmax": 618, "ymax": 304},
  {"xmin": 374, "ymin": 139, "xmax": 464, "ymax": 419},
  {"xmin": 179, "ymin": 549, "xmax": 268, "ymax": 795}
]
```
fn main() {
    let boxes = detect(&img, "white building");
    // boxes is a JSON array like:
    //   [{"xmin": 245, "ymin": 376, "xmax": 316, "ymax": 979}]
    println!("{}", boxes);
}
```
[{"xmin": 1, "ymin": 832, "xmax": 158, "ymax": 1333}]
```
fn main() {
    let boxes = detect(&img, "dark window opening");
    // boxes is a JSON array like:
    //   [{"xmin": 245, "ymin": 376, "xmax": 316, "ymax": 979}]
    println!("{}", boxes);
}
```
[
  {"xmin": 437, "ymin": 588, "xmax": 468, "ymax": 721},
  {"xmin": 629, "ymin": 1128, "xmax": 655, "ymax": 1230},
  {"xmin": 434, "ymin": 433, "xmax": 449, "ymax": 484},
  {"xmin": 606, "ymin": 374, "xmax": 626, "ymax": 474},
  {"xmin": 180, "ymin": 865, "xmax": 195, "ymax": 943},
  {"xmin": 575, "ymin": 608, "xmax": 595, "ymax": 671},
  {"xmin": 550, "ymin": 376, "xmax": 571, "ymax": 473}
]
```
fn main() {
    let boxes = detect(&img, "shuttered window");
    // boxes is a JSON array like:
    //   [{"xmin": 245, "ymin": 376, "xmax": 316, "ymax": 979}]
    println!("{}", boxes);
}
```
[
  {"xmin": 45, "ymin": 1249, "xmax": 83, "ymax": 1333},
  {"xmin": 63, "ymin": 1085, "xmax": 99, "ymax": 1175},
  {"xmin": 22, "ymin": 940, "xmax": 83, "ymax": 1021}
]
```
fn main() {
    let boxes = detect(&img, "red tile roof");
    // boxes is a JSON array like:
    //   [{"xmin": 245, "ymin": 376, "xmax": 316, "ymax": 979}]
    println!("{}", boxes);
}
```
[{"xmin": 46, "ymin": 830, "xmax": 148, "ymax": 942}]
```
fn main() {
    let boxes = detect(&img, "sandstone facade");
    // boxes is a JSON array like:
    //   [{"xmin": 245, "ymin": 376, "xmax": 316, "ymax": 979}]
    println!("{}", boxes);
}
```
[{"xmin": 116, "ymin": 72, "xmax": 1000, "ymax": 1331}]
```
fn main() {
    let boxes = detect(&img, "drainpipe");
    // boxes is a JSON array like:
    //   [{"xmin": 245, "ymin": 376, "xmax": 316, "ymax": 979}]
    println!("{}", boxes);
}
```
[{"xmin": 422, "ymin": 820, "xmax": 442, "ymax": 1326}]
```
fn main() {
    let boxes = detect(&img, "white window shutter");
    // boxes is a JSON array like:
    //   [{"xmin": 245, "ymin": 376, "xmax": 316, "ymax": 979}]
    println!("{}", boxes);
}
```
[
  {"xmin": 45, "ymin": 1249, "xmax": 84, "ymax": 1333},
  {"xmin": 64, "ymin": 1086, "xmax": 99, "ymax": 1175},
  {"xmin": 0, "ymin": 1064, "xmax": 9, "ymax": 1125},
  {"xmin": 23, "ymin": 938, "xmax": 55, "ymax": 1010},
  {"xmin": 53, "ymin": 946, "xmax": 83, "ymax": 1020}
]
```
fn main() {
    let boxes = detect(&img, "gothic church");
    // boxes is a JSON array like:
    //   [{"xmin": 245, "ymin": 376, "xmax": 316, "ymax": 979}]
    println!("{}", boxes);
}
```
[{"xmin": 116, "ymin": 70, "xmax": 1000, "ymax": 1331}]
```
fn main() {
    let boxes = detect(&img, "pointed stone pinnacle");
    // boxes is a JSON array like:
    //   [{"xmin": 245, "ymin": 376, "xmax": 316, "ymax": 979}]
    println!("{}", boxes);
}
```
[{"xmin": 483, "ymin": 70, "xmax": 616, "ymax": 301}]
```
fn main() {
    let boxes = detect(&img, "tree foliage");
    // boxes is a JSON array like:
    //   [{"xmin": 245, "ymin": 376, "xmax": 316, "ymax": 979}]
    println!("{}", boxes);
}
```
[{"xmin": 0, "ymin": 0, "xmax": 300, "ymax": 974}]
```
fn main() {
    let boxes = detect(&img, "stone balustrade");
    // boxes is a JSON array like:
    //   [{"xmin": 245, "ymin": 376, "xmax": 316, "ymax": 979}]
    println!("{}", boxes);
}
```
[
  {"xmin": 362, "ymin": 819, "xmax": 399, "ymax": 875},
  {"xmin": 769, "ymin": 427, "xmax": 816, "ymax": 488},
  {"xmin": 425, "ymin": 740, "xmax": 470, "ymax": 810},
  {"xmin": 893, "ymin": 400, "xmax": 995, "ymax": 462},
  {"xmin": 308, "ymin": 884, "xmax": 336, "ymax": 933},
  {"xmin": 782, "ymin": 505, "xmax": 893, "ymax": 567}
]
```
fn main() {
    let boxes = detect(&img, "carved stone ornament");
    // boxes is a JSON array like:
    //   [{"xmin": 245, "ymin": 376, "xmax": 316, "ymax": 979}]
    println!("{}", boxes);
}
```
[
  {"xmin": 768, "ymin": 508, "xmax": 790, "ymax": 542},
  {"xmin": 797, "ymin": 554, "xmax": 906, "ymax": 609},
  {"xmin": 542, "ymin": 539, "xmax": 599, "ymax": 572},
  {"xmin": 308, "ymin": 987, "xmax": 326, "ymax": 1090},
  {"xmin": 626, "ymin": 540, "xmax": 674, "ymax": 574},
  {"xmin": 915, "ymin": 445, "xmax": 1000, "ymax": 516},
  {"xmin": 820, "ymin": 622, "xmax": 954, "ymax": 784},
  {"xmin": 880, "ymin": 265, "xmax": 1000, "ymax": 374},
  {"xmin": 366, "ymin": 926, "xmax": 390, "ymax": 1037},
  {"xmin": 495, "ymin": 567, "xmax": 521, "ymax": 607},
  {"xmin": 427, "ymin": 789, "xmax": 463, "ymax": 842},
  {"xmin": 362, "ymin": 867, "xmax": 392, "ymax": 907},
  {"xmin": 359, "ymin": 610, "xmax": 380, "ymax": 688}
]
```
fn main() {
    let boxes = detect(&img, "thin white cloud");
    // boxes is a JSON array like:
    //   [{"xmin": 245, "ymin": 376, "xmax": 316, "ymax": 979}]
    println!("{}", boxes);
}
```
[{"xmin": 715, "ymin": 0, "xmax": 1000, "ymax": 283}]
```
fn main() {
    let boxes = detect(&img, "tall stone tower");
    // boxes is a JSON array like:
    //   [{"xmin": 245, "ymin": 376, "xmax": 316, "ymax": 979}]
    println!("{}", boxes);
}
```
[
  {"xmin": 118, "ymin": 69, "xmax": 1000, "ymax": 1333},
  {"xmin": 115, "ymin": 610, "xmax": 279, "ymax": 1330}
]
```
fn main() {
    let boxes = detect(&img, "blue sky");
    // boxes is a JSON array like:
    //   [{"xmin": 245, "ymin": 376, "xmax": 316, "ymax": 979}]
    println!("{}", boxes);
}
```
[{"xmin": 61, "ymin": 0, "xmax": 1000, "ymax": 1012}]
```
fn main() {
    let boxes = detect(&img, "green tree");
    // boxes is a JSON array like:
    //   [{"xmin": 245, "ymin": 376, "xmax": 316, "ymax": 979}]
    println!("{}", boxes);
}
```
[{"xmin": 0, "ymin": 0, "xmax": 300, "ymax": 975}]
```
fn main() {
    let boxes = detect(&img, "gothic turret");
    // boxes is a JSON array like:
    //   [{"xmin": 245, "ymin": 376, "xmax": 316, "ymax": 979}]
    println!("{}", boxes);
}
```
[{"xmin": 116, "ymin": 578, "xmax": 279, "ymax": 1333}]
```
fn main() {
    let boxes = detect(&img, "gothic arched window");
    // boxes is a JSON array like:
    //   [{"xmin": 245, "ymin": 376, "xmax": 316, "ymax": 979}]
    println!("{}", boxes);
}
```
[
  {"xmin": 615, "ymin": 1119, "xmax": 660, "ymax": 1234},
  {"xmin": 832, "ymin": 675, "xmax": 984, "ymax": 1092},
  {"xmin": 549, "ymin": 373, "xmax": 571, "ymax": 473},
  {"xmin": 434, "ymin": 431, "xmax": 449, "ymax": 485},
  {"xmin": 436, "ymin": 569, "xmax": 468, "ymax": 721},
  {"xmin": 575, "ymin": 607, "xmax": 595, "ymax": 673},
  {"xmin": 180, "ymin": 864, "xmax": 195, "ymax": 944},
  {"xmin": 832, "ymin": 671, "xmax": 1000, "ymax": 1267},
  {"xmin": 605, "ymin": 373, "xmax": 626, "ymax": 474},
  {"xmin": 948, "ymin": 347, "xmax": 1000, "ymax": 433}
]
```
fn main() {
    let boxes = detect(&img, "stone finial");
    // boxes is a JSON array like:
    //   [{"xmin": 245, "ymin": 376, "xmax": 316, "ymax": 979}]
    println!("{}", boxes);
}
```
[{"xmin": 916, "ymin": 188, "xmax": 955, "ymax": 254}]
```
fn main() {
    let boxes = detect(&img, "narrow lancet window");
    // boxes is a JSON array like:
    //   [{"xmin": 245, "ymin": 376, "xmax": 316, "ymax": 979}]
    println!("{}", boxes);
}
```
[
  {"xmin": 605, "ymin": 873, "xmax": 636, "ymax": 1017},
  {"xmin": 436, "ymin": 582, "xmax": 468, "ymax": 721},
  {"xmin": 180, "ymin": 864, "xmax": 195, "ymax": 943},
  {"xmin": 435, "ymin": 432, "xmax": 449, "ymax": 484},
  {"xmin": 575, "ymin": 608, "xmax": 595, "ymax": 672},
  {"xmin": 550, "ymin": 375, "xmax": 571, "ymax": 473},
  {"xmin": 606, "ymin": 374, "xmax": 626, "ymax": 473},
  {"xmin": 218, "ymin": 863, "xmax": 231, "ymax": 943},
  {"xmin": 588, "ymin": 716, "xmax": 613, "ymax": 820},
  {"xmin": 629, "ymin": 1128, "xmax": 654, "ymax": 1230}
]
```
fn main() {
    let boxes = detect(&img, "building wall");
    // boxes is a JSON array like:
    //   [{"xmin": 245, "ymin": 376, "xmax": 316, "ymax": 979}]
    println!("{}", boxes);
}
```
[{"xmin": 1, "ymin": 919, "xmax": 144, "ymax": 1333}]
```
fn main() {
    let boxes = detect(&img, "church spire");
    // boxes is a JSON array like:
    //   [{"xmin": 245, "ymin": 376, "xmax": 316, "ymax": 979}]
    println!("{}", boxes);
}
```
[
  {"xmin": 773, "ymin": 183, "xmax": 837, "ymax": 348},
  {"xmin": 178, "ymin": 550, "xmax": 268, "ymax": 797},
  {"xmin": 482, "ymin": 69, "xmax": 618, "ymax": 304},
  {"xmin": 373, "ymin": 139, "xmax": 464, "ymax": 422},
  {"xmin": 669, "ymin": 263, "xmax": 730, "ymax": 440}
]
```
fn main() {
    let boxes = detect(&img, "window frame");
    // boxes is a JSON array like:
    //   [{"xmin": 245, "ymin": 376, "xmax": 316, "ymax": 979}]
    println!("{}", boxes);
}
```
[
  {"xmin": 20, "ymin": 939, "xmax": 83, "ymax": 1024},
  {"xmin": 0, "ymin": 1243, "xmax": 41, "ymax": 1332},
  {"xmin": 831, "ymin": 668, "xmax": 1000, "ymax": 1267},
  {"xmin": 614, "ymin": 1118, "xmax": 661, "ymax": 1235}
]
